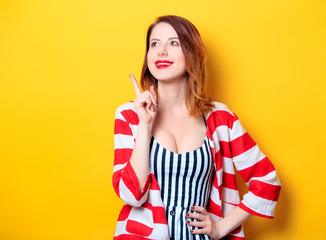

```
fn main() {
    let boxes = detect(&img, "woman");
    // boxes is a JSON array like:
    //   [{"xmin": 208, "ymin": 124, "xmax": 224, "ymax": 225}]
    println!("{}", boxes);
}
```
[{"xmin": 113, "ymin": 15, "xmax": 281, "ymax": 240}]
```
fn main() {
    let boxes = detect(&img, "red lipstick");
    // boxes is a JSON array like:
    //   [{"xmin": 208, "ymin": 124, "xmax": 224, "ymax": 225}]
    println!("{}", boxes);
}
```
[{"xmin": 155, "ymin": 60, "xmax": 174, "ymax": 69}]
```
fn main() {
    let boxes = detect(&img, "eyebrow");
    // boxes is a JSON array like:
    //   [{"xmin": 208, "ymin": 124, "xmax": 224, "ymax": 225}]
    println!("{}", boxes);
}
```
[{"xmin": 150, "ymin": 37, "xmax": 179, "ymax": 42}]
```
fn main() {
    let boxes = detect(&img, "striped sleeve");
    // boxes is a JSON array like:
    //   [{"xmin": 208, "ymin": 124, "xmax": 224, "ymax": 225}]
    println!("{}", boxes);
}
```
[
  {"xmin": 229, "ymin": 113, "xmax": 281, "ymax": 218},
  {"xmin": 113, "ymin": 104, "xmax": 151, "ymax": 207}
]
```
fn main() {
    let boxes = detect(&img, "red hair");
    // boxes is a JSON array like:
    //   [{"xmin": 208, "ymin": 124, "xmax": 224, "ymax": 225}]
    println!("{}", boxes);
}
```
[{"xmin": 140, "ymin": 15, "xmax": 213, "ymax": 118}]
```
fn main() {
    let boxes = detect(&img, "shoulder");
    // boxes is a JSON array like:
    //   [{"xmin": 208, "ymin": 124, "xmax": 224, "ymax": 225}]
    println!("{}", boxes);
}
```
[
  {"xmin": 115, "ymin": 101, "xmax": 135, "ymax": 113},
  {"xmin": 206, "ymin": 101, "xmax": 239, "ymax": 128},
  {"xmin": 114, "ymin": 101, "xmax": 138, "ymax": 124},
  {"xmin": 207, "ymin": 101, "xmax": 237, "ymax": 117}
]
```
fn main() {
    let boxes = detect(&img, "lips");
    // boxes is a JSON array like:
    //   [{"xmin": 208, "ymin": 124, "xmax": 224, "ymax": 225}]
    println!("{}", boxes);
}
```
[{"xmin": 155, "ymin": 60, "xmax": 174, "ymax": 69}]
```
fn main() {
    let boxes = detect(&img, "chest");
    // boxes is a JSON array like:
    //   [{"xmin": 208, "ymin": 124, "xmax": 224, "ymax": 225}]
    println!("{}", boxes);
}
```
[{"xmin": 152, "ymin": 114, "xmax": 207, "ymax": 154}]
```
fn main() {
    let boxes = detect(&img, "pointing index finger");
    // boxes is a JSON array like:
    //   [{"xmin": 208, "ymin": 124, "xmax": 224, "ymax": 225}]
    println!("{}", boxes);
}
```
[{"xmin": 129, "ymin": 74, "xmax": 142, "ymax": 97}]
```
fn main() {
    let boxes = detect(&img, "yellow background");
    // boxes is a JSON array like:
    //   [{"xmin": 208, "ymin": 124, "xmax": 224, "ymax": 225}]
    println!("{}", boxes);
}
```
[{"xmin": 1, "ymin": 0, "xmax": 325, "ymax": 239}]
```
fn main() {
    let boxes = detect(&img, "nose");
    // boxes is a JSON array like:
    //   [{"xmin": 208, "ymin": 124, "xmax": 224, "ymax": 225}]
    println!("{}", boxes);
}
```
[{"xmin": 158, "ymin": 44, "xmax": 168, "ymax": 56}]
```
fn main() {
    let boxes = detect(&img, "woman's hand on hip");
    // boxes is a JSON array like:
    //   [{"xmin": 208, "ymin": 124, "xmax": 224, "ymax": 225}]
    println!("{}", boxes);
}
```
[
  {"xmin": 186, "ymin": 206, "xmax": 221, "ymax": 240},
  {"xmin": 130, "ymin": 74, "xmax": 158, "ymax": 126}
]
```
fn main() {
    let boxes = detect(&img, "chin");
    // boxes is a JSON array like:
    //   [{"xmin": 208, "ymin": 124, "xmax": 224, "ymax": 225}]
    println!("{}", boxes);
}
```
[
  {"xmin": 150, "ymin": 72, "xmax": 186, "ymax": 83},
  {"xmin": 149, "ymin": 72, "xmax": 170, "ymax": 81},
  {"xmin": 154, "ymin": 75, "xmax": 178, "ymax": 82}
]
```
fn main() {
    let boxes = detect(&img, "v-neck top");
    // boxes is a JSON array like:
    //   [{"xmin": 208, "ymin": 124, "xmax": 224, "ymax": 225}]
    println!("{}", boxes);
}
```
[{"xmin": 149, "ymin": 119, "xmax": 214, "ymax": 240}]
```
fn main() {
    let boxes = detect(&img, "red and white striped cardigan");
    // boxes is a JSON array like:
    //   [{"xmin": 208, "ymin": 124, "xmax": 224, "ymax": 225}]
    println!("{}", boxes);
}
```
[{"xmin": 113, "ymin": 101, "xmax": 281, "ymax": 240}]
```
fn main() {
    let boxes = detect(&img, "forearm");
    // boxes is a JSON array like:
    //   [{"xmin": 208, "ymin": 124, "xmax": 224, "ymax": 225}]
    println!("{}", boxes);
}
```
[
  {"xmin": 129, "ymin": 122, "xmax": 152, "ymax": 191},
  {"xmin": 214, "ymin": 206, "xmax": 252, "ymax": 239}
]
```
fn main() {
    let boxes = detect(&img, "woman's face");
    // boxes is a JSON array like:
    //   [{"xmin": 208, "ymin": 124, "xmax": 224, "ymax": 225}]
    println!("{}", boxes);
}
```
[{"xmin": 147, "ymin": 22, "xmax": 186, "ymax": 83}]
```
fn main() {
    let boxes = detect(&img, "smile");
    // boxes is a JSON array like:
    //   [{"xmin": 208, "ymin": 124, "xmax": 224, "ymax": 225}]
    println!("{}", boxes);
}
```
[{"xmin": 155, "ymin": 60, "xmax": 174, "ymax": 69}]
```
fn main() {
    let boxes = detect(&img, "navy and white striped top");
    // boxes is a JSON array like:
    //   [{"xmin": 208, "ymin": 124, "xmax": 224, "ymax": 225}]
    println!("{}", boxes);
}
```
[{"xmin": 149, "ymin": 119, "xmax": 215, "ymax": 240}]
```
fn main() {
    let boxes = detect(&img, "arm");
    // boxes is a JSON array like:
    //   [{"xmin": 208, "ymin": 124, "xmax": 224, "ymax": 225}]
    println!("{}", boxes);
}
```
[
  {"xmin": 186, "ymin": 107, "xmax": 281, "ymax": 239},
  {"xmin": 129, "ymin": 122, "xmax": 152, "ymax": 190},
  {"xmin": 112, "ymin": 75, "xmax": 158, "ymax": 207},
  {"xmin": 113, "ymin": 106, "xmax": 152, "ymax": 207},
  {"xmin": 186, "ymin": 206, "xmax": 252, "ymax": 239},
  {"xmin": 229, "ymin": 112, "xmax": 281, "ymax": 218},
  {"xmin": 129, "ymin": 74, "xmax": 158, "ymax": 191},
  {"xmin": 214, "ymin": 206, "xmax": 252, "ymax": 238}
]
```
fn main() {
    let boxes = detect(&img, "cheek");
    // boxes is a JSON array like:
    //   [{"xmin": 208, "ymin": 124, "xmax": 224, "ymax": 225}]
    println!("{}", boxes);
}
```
[
  {"xmin": 147, "ymin": 51, "xmax": 155, "ymax": 65},
  {"xmin": 147, "ymin": 52, "xmax": 155, "ymax": 74},
  {"xmin": 177, "ymin": 50, "xmax": 186, "ymax": 65},
  {"xmin": 178, "ymin": 54, "xmax": 186, "ymax": 70}
]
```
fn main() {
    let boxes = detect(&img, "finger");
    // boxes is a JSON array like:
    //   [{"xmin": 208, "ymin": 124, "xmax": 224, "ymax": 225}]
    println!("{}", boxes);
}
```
[
  {"xmin": 149, "ymin": 85, "xmax": 157, "ymax": 105},
  {"xmin": 146, "ymin": 90, "xmax": 157, "ymax": 107},
  {"xmin": 137, "ymin": 93, "xmax": 155, "ymax": 112},
  {"xmin": 190, "ymin": 228, "xmax": 207, "ymax": 235},
  {"xmin": 147, "ymin": 96, "xmax": 156, "ymax": 112},
  {"xmin": 150, "ymin": 105, "xmax": 156, "ymax": 112},
  {"xmin": 191, "ymin": 206, "xmax": 207, "ymax": 215},
  {"xmin": 129, "ymin": 74, "xmax": 142, "ymax": 97},
  {"xmin": 144, "ymin": 95, "xmax": 156, "ymax": 113},
  {"xmin": 185, "ymin": 212, "xmax": 205, "ymax": 221},
  {"xmin": 186, "ymin": 220, "xmax": 206, "ymax": 228},
  {"xmin": 144, "ymin": 96, "xmax": 152, "ymax": 110}
]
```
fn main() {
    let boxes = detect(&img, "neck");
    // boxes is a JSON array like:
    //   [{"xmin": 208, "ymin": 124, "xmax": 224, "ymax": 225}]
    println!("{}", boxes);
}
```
[{"xmin": 157, "ymin": 77, "xmax": 188, "ymax": 113}]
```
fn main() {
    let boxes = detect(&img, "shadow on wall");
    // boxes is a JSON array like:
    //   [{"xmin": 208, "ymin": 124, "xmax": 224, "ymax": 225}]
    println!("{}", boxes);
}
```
[{"xmin": 205, "ymin": 50, "xmax": 224, "ymax": 103}]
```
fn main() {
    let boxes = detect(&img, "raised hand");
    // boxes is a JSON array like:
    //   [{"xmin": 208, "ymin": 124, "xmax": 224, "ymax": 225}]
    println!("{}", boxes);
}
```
[{"xmin": 129, "ymin": 74, "xmax": 158, "ymax": 127}]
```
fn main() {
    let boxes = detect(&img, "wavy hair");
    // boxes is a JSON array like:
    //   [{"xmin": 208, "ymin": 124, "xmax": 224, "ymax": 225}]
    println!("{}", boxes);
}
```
[{"xmin": 140, "ymin": 15, "xmax": 214, "ymax": 118}]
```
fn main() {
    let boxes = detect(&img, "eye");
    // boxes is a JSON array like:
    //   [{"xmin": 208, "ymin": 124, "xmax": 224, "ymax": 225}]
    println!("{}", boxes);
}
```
[
  {"xmin": 170, "ymin": 40, "xmax": 179, "ymax": 46},
  {"xmin": 151, "ymin": 41, "xmax": 159, "ymax": 47}
]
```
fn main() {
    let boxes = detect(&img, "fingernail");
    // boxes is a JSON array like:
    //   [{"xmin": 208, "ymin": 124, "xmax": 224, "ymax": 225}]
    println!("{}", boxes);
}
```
[
  {"xmin": 191, "ymin": 206, "xmax": 195, "ymax": 210},
  {"xmin": 185, "ymin": 213, "xmax": 189, "ymax": 217},
  {"xmin": 186, "ymin": 220, "xmax": 190, "ymax": 224}
]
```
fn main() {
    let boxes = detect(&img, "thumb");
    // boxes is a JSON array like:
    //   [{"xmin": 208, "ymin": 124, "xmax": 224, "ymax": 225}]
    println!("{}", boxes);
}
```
[{"xmin": 149, "ymin": 85, "xmax": 157, "ymax": 106}]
